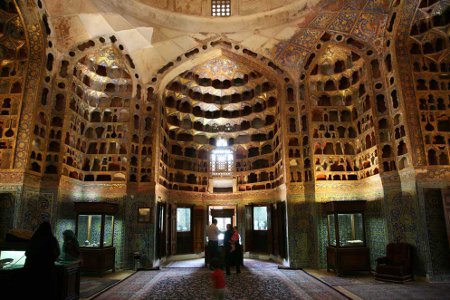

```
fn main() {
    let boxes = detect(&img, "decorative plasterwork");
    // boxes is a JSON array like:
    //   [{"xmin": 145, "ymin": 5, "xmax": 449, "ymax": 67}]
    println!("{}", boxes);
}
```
[
  {"xmin": 193, "ymin": 56, "xmax": 249, "ymax": 81},
  {"xmin": 86, "ymin": 46, "xmax": 129, "ymax": 69},
  {"xmin": 12, "ymin": 0, "xmax": 45, "ymax": 170},
  {"xmin": 273, "ymin": 0, "xmax": 391, "ymax": 70}
]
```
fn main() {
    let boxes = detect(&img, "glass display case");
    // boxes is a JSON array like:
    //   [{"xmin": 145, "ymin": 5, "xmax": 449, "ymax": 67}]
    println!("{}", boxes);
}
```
[
  {"xmin": 324, "ymin": 201, "xmax": 370, "ymax": 276},
  {"xmin": 74, "ymin": 202, "xmax": 118, "ymax": 275}
]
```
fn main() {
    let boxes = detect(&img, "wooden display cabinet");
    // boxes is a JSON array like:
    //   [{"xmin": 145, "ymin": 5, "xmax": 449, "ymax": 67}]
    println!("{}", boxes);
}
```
[
  {"xmin": 74, "ymin": 202, "xmax": 118, "ymax": 276},
  {"xmin": 324, "ymin": 200, "xmax": 370, "ymax": 276}
]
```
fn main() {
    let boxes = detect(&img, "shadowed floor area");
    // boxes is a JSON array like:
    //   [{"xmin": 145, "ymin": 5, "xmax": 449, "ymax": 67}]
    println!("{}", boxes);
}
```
[{"xmin": 306, "ymin": 269, "xmax": 450, "ymax": 300}]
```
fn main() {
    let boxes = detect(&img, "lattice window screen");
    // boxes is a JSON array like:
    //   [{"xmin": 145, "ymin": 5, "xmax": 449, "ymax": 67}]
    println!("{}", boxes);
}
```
[{"xmin": 212, "ymin": 0, "xmax": 231, "ymax": 17}]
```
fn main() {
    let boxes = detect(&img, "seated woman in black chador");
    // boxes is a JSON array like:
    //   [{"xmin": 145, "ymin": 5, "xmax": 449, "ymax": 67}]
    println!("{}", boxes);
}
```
[
  {"xmin": 62, "ymin": 229, "xmax": 80, "ymax": 260},
  {"xmin": 24, "ymin": 221, "xmax": 60, "ymax": 299}
]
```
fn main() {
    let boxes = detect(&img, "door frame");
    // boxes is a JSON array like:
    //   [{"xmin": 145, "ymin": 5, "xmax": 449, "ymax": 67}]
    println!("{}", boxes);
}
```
[
  {"xmin": 245, "ymin": 203, "xmax": 273, "ymax": 254},
  {"xmin": 175, "ymin": 205, "xmax": 194, "ymax": 254}
]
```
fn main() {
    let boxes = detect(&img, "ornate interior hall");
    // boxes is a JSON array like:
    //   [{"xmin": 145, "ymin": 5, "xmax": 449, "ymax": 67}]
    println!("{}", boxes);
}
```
[{"xmin": 0, "ymin": 0, "xmax": 449, "ymax": 299}]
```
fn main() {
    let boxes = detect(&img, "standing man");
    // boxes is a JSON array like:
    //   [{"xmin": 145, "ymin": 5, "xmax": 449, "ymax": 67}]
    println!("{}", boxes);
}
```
[
  {"xmin": 224, "ymin": 223, "xmax": 240, "ymax": 275},
  {"xmin": 207, "ymin": 218, "xmax": 220, "ymax": 265}
]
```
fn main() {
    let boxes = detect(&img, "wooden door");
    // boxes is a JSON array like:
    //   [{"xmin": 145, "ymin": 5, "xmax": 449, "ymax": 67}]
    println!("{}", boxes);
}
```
[
  {"xmin": 267, "ymin": 204, "xmax": 273, "ymax": 254},
  {"xmin": 277, "ymin": 201, "xmax": 288, "ymax": 259},
  {"xmin": 252, "ymin": 205, "xmax": 270, "ymax": 253},
  {"xmin": 272, "ymin": 203, "xmax": 279, "ymax": 256},
  {"xmin": 176, "ymin": 206, "xmax": 194, "ymax": 254},
  {"xmin": 193, "ymin": 205, "xmax": 205, "ymax": 253},
  {"xmin": 442, "ymin": 189, "xmax": 450, "ymax": 249},
  {"xmin": 244, "ymin": 205, "xmax": 253, "ymax": 252},
  {"xmin": 169, "ymin": 204, "xmax": 177, "ymax": 255},
  {"xmin": 156, "ymin": 202, "xmax": 166, "ymax": 259}
]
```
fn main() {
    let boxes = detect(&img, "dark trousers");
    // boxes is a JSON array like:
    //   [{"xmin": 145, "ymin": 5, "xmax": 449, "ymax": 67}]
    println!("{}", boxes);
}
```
[
  {"xmin": 208, "ymin": 240, "xmax": 219, "ymax": 262},
  {"xmin": 225, "ymin": 246, "xmax": 241, "ymax": 274}
]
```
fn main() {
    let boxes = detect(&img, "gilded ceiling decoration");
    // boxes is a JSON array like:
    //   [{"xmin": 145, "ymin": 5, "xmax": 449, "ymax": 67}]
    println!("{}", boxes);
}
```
[
  {"xmin": 85, "ymin": 47, "xmax": 129, "ymax": 69},
  {"xmin": 273, "ymin": 0, "xmax": 392, "ymax": 70},
  {"xmin": 193, "ymin": 56, "xmax": 249, "ymax": 81}
]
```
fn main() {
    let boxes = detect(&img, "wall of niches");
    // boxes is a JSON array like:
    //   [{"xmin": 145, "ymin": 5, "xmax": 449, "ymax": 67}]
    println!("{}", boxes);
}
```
[
  {"xmin": 159, "ymin": 64, "xmax": 283, "ymax": 192},
  {"xmin": 152, "ymin": 42, "xmax": 289, "ymax": 193},
  {"xmin": 303, "ymin": 43, "xmax": 378, "ymax": 182},
  {"xmin": 380, "ymin": 0, "xmax": 412, "ymax": 173},
  {"xmin": 129, "ymin": 86, "xmax": 155, "ymax": 184},
  {"xmin": 26, "ymin": 28, "xmax": 154, "ymax": 185},
  {"xmin": 24, "ymin": 0, "xmax": 59, "ymax": 177},
  {"xmin": 296, "ymin": 28, "xmax": 412, "ymax": 185},
  {"xmin": 291, "ymin": 27, "xmax": 403, "ymax": 268},
  {"xmin": 409, "ymin": 1, "xmax": 450, "ymax": 166},
  {"xmin": 0, "ymin": 1, "xmax": 28, "ymax": 169},
  {"xmin": 307, "ymin": 45, "xmax": 380, "ymax": 182},
  {"xmin": 62, "ymin": 46, "xmax": 133, "ymax": 182},
  {"xmin": 286, "ymin": 82, "xmax": 312, "ymax": 184}
]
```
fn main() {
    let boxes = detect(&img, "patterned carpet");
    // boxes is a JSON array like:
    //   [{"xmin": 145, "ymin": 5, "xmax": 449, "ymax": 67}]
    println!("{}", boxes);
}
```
[{"xmin": 94, "ymin": 259, "xmax": 347, "ymax": 300}]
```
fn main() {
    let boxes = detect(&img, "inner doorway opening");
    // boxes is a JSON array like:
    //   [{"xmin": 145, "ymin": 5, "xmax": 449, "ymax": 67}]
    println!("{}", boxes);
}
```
[{"xmin": 208, "ymin": 205, "xmax": 236, "ymax": 246}]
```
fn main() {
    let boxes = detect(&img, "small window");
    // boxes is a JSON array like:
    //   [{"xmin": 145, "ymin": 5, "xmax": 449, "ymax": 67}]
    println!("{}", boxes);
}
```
[
  {"xmin": 253, "ymin": 206, "xmax": 268, "ymax": 231},
  {"xmin": 177, "ymin": 207, "xmax": 191, "ymax": 232},
  {"xmin": 212, "ymin": 0, "xmax": 231, "ymax": 17}
]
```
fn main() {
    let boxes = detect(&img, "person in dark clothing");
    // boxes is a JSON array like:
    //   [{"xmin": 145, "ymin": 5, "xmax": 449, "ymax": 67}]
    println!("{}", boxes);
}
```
[
  {"xmin": 62, "ymin": 229, "xmax": 80, "ymax": 260},
  {"xmin": 224, "ymin": 224, "xmax": 240, "ymax": 275},
  {"xmin": 24, "ymin": 221, "xmax": 60, "ymax": 299}
]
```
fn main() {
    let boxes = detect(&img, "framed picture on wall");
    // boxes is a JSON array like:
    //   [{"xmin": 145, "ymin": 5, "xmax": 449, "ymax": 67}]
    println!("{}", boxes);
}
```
[{"xmin": 138, "ymin": 207, "xmax": 152, "ymax": 223}]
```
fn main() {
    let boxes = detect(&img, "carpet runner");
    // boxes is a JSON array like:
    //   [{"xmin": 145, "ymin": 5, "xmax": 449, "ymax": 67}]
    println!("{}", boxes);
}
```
[
  {"xmin": 94, "ymin": 259, "xmax": 347, "ymax": 300},
  {"xmin": 80, "ymin": 278, "xmax": 120, "ymax": 298}
]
